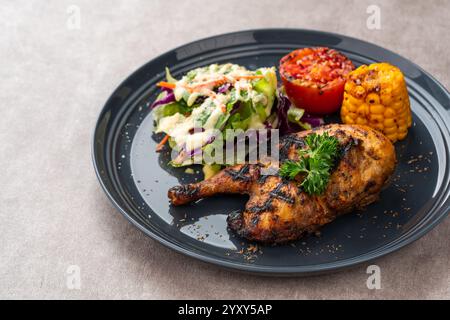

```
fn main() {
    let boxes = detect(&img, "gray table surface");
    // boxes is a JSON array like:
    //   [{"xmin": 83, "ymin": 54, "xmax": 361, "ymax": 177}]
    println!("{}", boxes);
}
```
[{"xmin": 1, "ymin": 0, "xmax": 449, "ymax": 299}]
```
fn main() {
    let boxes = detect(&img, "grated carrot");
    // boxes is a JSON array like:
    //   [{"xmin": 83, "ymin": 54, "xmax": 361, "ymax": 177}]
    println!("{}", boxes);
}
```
[
  {"xmin": 156, "ymin": 134, "xmax": 170, "ymax": 152},
  {"xmin": 157, "ymin": 81, "xmax": 176, "ymax": 89}
]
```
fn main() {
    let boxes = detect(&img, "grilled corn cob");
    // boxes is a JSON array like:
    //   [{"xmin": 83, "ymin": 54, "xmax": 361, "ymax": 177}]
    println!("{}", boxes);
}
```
[{"xmin": 340, "ymin": 62, "xmax": 412, "ymax": 142}]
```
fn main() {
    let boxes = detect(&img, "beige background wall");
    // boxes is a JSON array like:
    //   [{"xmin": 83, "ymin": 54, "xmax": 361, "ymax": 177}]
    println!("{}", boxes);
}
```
[{"xmin": 1, "ymin": 0, "xmax": 449, "ymax": 299}]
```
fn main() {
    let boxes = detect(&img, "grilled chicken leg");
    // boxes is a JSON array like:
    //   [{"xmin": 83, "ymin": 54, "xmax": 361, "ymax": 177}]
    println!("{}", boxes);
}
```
[{"xmin": 168, "ymin": 124, "xmax": 396, "ymax": 243}]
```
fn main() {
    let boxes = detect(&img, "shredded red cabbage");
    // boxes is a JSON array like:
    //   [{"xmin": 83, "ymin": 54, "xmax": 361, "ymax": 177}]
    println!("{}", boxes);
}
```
[
  {"xmin": 161, "ymin": 87, "xmax": 172, "ymax": 93},
  {"xmin": 276, "ymin": 91, "xmax": 297, "ymax": 135},
  {"xmin": 173, "ymin": 134, "xmax": 217, "ymax": 164},
  {"xmin": 150, "ymin": 89, "xmax": 175, "ymax": 109},
  {"xmin": 275, "ymin": 90, "xmax": 323, "ymax": 135},
  {"xmin": 264, "ymin": 121, "xmax": 273, "ymax": 129},
  {"xmin": 229, "ymin": 101, "xmax": 241, "ymax": 115},
  {"xmin": 301, "ymin": 113, "xmax": 324, "ymax": 127},
  {"xmin": 217, "ymin": 83, "xmax": 231, "ymax": 94}
]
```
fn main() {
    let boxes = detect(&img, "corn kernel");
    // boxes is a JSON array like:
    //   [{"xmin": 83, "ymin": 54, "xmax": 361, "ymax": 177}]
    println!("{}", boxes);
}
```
[
  {"xmin": 366, "ymin": 93, "xmax": 380, "ymax": 105},
  {"xmin": 345, "ymin": 93, "xmax": 362, "ymax": 106},
  {"xmin": 393, "ymin": 101, "xmax": 403, "ymax": 110},
  {"xmin": 384, "ymin": 118, "xmax": 395, "ymax": 127},
  {"xmin": 397, "ymin": 118, "xmax": 407, "ymax": 126},
  {"xmin": 353, "ymin": 86, "xmax": 366, "ymax": 98},
  {"xmin": 344, "ymin": 115, "xmax": 355, "ymax": 124},
  {"xmin": 356, "ymin": 117, "xmax": 368, "ymax": 125},
  {"xmin": 370, "ymin": 104, "xmax": 385, "ymax": 114},
  {"xmin": 357, "ymin": 103, "xmax": 369, "ymax": 117},
  {"xmin": 347, "ymin": 103, "xmax": 357, "ymax": 112},
  {"xmin": 347, "ymin": 112, "xmax": 357, "ymax": 120},
  {"xmin": 381, "ymin": 94, "xmax": 392, "ymax": 105},
  {"xmin": 384, "ymin": 107, "xmax": 396, "ymax": 118},
  {"xmin": 386, "ymin": 133, "xmax": 398, "ymax": 141},
  {"xmin": 370, "ymin": 114, "xmax": 384, "ymax": 123},
  {"xmin": 384, "ymin": 126, "xmax": 397, "ymax": 134},
  {"xmin": 397, "ymin": 131, "xmax": 408, "ymax": 140},
  {"xmin": 341, "ymin": 107, "xmax": 348, "ymax": 115},
  {"xmin": 381, "ymin": 87, "xmax": 392, "ymax": 97}
]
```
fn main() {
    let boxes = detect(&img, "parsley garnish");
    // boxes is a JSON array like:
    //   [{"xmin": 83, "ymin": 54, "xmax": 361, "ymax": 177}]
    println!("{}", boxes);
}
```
[{"xmin": 279, "ymin": 132, "xmax": 340, "ymax": 195}]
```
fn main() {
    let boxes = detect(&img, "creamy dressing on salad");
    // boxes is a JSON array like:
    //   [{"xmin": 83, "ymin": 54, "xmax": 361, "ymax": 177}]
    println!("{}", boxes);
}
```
[{"xmin": 153, "ymin": 63, "xmax": 277, "ymax": 165}]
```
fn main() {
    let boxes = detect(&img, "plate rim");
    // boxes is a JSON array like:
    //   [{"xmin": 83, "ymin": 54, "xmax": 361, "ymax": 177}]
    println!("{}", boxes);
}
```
[{"xmin": 92, "ymin": 28, "xmax": 450, "ymax": 275}]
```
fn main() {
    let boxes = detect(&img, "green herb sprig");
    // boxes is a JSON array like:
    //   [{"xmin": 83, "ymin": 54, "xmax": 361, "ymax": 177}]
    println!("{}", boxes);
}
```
[{"xmin": 279, "ymin": 132, "xmax": 340, "ymax": 195}]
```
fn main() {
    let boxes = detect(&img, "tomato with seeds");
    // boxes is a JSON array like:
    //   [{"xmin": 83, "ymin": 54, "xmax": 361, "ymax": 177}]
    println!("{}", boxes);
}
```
[{"xmin": 280, "ymin": 47, "xmax": 355, "ymax": 115}]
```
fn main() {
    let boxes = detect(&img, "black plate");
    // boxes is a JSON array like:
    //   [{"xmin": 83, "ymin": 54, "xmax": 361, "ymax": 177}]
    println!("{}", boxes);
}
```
[{"xmin": 92, "ymin": 29, "xmax": 450, "ymax": 275}]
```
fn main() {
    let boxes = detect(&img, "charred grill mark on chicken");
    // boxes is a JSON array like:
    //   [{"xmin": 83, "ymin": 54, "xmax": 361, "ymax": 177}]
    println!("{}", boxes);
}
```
[
  {"xmin": 268, "ymin": 181, "xmax": 295, "ymax": 204},
  {"xmin": 225, "ymin": 164, "xmax": 251, "ymax": 182},
  {"xmin": 279, "ymin": 135, "xmax": 305, "ymax": 161}
]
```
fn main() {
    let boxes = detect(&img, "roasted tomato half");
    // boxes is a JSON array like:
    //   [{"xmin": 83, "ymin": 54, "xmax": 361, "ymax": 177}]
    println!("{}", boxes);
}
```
[{"xmin": 280, "ymin": 47, "xmax": 355, "ymax": 115}]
